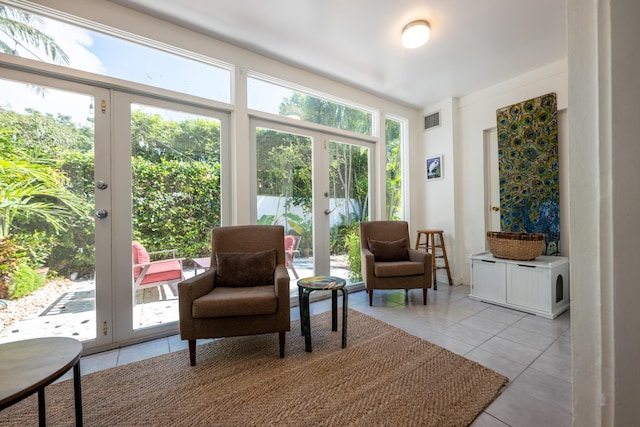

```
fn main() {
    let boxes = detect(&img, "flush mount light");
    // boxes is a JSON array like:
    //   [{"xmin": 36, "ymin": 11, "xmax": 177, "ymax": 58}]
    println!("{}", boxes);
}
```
[{"xmin": 401, "ymin": 20, "xmax": 430, "ymax": 48}]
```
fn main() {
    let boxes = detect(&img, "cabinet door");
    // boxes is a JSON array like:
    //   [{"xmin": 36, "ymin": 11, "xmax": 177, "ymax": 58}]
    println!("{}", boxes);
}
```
[
  {"xmin": 506, "ymin": 264, "xmax": 550, "ymax": 311},
  {"xmin": 471, "ymin": 259, "xmax": 506, "ymax": 303}
]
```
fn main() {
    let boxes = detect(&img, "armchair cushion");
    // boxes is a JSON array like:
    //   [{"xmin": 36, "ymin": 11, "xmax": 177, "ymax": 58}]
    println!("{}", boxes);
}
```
[
  {"xmin": 375, "ymin": 261, "xmax": 425, "ymax": 277},
  {"xmin": 192, "ymin": 286, "xmax": 278, "ymax": 318},
  {"xmin": 215, "ymin": 249, "xmax": 276, "ymax": 287},
  {"xmin": 368, "ymin": 238, "xmax": 409, "ymax": 262}
]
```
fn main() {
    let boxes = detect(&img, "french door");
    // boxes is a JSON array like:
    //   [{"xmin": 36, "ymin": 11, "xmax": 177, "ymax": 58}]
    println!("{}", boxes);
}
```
[
  {"xmin": 112, "ymin": 93, "xmax": 229, "ymax": 343},
  {"xmin": 0, "ymin": 68, "xmax": 229, "ymax": 349},
  {"xmin": 0, "ymin": 70, "xmax": 111, "ymax": 350},
  {"xmin": 251, "ymin": 119, "xmax": 372, "ymax": 287}
]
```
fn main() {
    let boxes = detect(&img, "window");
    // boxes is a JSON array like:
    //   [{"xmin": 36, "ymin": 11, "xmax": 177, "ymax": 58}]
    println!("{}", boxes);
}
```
[
  {"xmin": 385, "ymin": 117, "xmax": 404, "ymax": 220},
  {"xmin": 248, "ymin": 75, "xmax": 373, "ymax": 136},
  {"xmin": 0, "ymin": 4, "xmax": 231, "ymax": 102}
]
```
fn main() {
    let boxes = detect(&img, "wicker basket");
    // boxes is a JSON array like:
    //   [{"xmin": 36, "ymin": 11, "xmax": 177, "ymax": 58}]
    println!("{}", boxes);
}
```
[{"xmin": 486, "ymin": 231, "xmax": 545, "ymax": 261}]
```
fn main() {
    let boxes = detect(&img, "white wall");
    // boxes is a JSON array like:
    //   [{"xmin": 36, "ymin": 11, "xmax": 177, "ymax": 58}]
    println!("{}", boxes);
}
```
[
  {"xmin": 418, "ymin": 98, "xmax": 459, "ymax": 283},
  {"xmin": 568, "ymin": 0, "xmax": 640, "ymax": 425},
  {"xmin": 419, "ymin": 60, "xmax": 569, "ymax": 285}
]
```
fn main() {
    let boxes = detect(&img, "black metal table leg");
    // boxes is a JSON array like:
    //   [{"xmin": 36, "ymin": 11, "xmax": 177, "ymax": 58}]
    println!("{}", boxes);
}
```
[
  {"xmin": 73, "ymin": 360, "xmax": 83, "ymax": 427},
  {"xmin": 298, "ymin": 287, "xmax": 304, "ymax": 336},
  {"xmin": 331, "ymin": 289, "xmax": 338, "ymax": 331},
  {"xmin": 341, "ymin": 288, "xmax": 348, "ymax": 348},
  {"xmin": 301, "ymin": 289, "xmax": 312, "ymax": 352},
  {"xmin": 38, "ymin": 388, "xmax": 45, "ymax": 427}
]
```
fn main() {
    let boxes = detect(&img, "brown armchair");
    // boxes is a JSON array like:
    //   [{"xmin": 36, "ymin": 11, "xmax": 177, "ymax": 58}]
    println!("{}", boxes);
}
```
[
  {"xmin": 178, "ymin": 225, "xmax": 290, "ymax": 366},
  {"xmin": 359, "ymin": 221, "xmax": 432, "ymax": 306}
]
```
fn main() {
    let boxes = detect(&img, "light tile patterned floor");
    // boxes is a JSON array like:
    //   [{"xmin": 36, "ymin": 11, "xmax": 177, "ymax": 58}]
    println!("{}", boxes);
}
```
[{"xmin": 73, "ymin": 284, "xmax": 573, "ymax": 427}]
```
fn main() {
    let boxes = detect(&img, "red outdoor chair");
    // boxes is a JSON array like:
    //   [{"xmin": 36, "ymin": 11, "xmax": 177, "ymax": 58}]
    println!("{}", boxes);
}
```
[
  {"xmin": 132, "ymin": 241, "xmax": 185, "ymax": 295},
  {"xmin": 284, "ymin": 235, "xmax": 301, "ymax": 279}
]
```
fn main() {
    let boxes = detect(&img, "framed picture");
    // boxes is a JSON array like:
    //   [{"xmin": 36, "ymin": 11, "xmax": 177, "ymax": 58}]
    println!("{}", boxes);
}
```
[{"xmin": 426, "ymin": 155, "xmax": 443, "ymax": 180}]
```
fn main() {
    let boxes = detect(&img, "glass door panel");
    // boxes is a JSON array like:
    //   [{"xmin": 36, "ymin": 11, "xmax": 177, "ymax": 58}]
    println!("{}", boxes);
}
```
[
  {"xmin": 255, "ymin": 126, "xmax": 313, "ymax": 290},
  {"xmin": 130, "ymin": 103, "xmax": 222, "ymax": 331},
  {"xmin": 252, "ymin": 120, "xmax": 374, "ymax": 296},
  {"xmin": 328, "ymin": 140, "xmax": 369, "ymax": 283},
  {"xmin": 0, "ymin": 76, "xmax": 103, "ymax": 346}
]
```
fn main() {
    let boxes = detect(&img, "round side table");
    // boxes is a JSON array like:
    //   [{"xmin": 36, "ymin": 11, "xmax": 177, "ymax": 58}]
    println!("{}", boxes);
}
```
[
  {"xmin": 297, "ymin": 276, "xmax": 348, "ymax": 352},
  {"xmin": 0, "ymin": 337, "xmax": 83, "ymax": 426}
]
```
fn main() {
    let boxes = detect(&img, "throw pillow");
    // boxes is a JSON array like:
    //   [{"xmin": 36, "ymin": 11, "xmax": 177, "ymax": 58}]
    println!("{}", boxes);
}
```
[
  {"xmin": 215, "ymin": 249, "xmax": 276, "ymax": 287},
  {"xmin": 368, "ymin": 238, "xmax": 409, "ymax": 262}
]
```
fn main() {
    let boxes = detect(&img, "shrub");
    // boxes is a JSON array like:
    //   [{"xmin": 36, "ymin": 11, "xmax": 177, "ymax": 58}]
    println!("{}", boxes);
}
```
[
  {"xmin": 8, "ymin": 263, "xmax": 45, "ymax": 299},
  {"xmin": 132, "ymin": 158, "xmax": 221, "ymax": 258},
  {"xmin": 0, "ymin": 237, "xmax": 20, "ymax": 299},
  {"xmin": 344, "ymin": 228, "xmax": 362, "ymax": 282}
]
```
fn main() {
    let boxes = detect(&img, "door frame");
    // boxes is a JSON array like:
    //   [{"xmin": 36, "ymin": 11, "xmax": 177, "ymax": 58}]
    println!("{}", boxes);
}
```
[{"xmin": 484, "ymin": 127, "xmax": 500, "ymax": 238}]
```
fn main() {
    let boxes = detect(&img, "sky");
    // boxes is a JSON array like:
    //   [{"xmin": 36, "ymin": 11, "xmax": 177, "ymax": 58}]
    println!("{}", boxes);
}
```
[
  {"xmin": 0, "ymin": 7, "xmax": 238, "ymax": 125},
  {"xmin": 0, "ymin": 5, "xmax": 339, "ymax": 132}
]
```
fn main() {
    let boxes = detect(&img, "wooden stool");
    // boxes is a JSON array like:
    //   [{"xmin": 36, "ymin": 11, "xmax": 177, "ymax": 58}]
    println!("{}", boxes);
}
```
[{"xmin": 415, "ymin": 229, "xmax": 453, "ymax": 290}]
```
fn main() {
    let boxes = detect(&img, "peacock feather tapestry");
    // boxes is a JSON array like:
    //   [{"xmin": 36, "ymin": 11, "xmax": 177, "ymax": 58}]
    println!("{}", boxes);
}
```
[{"xmin": 496, "ymin": 92, "xmax": 559, "ymax": 255}]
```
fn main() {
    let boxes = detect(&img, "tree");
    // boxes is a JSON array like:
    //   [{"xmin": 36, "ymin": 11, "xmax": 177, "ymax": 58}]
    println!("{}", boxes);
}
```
[
  {"xmin": 131, "ymin": 110, "xmax": 221, "ymax": 163},
  {"xmin": 329, "ymin": 141, "xmax": 368, "ymax": 222},
  {"xmin": 0, "ymin": 130, "xmax": 87, "ymax": 239},
  {"xmin": 385, "ymin": 119, "xmax": 402, "ymax": 220},
  {"xmin": 279, "ymin": 93, "xmax": 371, "ymax": 135},
  {"xmin": 276, "ymin": 93, "xmax": 371, "ymax": 220},
  {"xmin": 0, "ymin": 5, "xmax": 69, "ymax": 64}
]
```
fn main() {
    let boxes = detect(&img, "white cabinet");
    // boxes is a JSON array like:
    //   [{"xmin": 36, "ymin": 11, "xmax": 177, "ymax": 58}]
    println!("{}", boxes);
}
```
[{"xmin": 470, "ymin": 252, "xmax": 570, "ymax": 319}]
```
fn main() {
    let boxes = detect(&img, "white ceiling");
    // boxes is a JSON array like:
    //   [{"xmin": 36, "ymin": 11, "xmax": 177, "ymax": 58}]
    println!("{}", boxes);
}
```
[{"xmin": 110, "ymin": 0, "xmax": 567, "ymax": 109}]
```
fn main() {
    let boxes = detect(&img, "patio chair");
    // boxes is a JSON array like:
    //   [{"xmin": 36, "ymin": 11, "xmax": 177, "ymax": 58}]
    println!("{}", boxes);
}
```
[
  {"xmin": 132, "ymin": 241, "xmax": 185, "ymax": 295},
  {"xmin": 284, "ymin": 235, "xmax": 301, "ymax": 279}
]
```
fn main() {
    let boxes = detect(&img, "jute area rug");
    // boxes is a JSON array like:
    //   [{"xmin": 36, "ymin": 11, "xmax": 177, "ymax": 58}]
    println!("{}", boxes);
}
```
[{"xmin": 1, "ymin": 310, "xmax": 508, "ymax": 427}]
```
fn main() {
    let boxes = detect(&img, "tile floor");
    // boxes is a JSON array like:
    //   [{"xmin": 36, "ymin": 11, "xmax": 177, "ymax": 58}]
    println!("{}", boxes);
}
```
[{"xmin": 69, "ymin": 284, "xmax": 573, "ymax": 427}]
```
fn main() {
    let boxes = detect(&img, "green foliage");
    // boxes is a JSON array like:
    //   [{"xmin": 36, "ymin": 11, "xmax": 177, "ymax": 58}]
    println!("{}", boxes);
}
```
[
  {"xmin": 330, "ymin": 215, "xmax": 359, "ymax": 255},
  {"xmin": 256, "ymin": 128, "xmax": 312, "ymax": 213},
  {"xmin": 0, "ymin": 237, "xmax": 20, "ymax": 298},
  {"xmin": 0, "ymin": 129, "xmax": 89, "ymax": 238},
  {"xmin": 278, "ymin": 92, "xmax": 372, "ymax": 135},
  {"xmin": 13, "ymin": 230, "xmax": 56, "ymax": 268},
  {"xmin": 131, "ymin": 110, "xmax": 220, "ymax": 163},
  {"xmin": 329, "ymin": 142, "xmax": 369, "ymax": 222},
  {"xmin": 295, "ymin": 217, "xmax": 313, "ymax": 254},
  {"xmin": 344, "ymin": 228, "xmax": 362, "ymax": 282},
  {"xmin": 0, "ymin": 5, "xmax": 70, "ymax": 65},
  {"xmin": 0, "ymin": 107, "xmax": 92, "ymax": 156},
  {"xmin": 8, "ymin": 263, "xmax": 45, "ymax": 299},
  {"xmin": 258, "ymin": 211, "xmax": 305, "ymax": 235},
  {"xmin": 385, "ymin": 119, "xmax": 402, "ymax": 220},
  {"xmin": 132, "ymin": 157, "xmax": 221, "ymax": 259}
]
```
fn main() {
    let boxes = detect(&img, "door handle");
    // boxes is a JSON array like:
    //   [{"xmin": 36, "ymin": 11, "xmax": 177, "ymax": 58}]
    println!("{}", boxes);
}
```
[
  {"xmin": 96, "ymin": 209, "xmax": 108, "ymax": 219},
  {"xmin": 491, "ymin": 206, "xmax": 500, "ymax": 212}
]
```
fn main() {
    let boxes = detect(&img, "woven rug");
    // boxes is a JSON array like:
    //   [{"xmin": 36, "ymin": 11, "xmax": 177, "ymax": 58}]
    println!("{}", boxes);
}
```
[{"xmin": 1, "ymin": 310, "xmax": 508, "ymax": 426}]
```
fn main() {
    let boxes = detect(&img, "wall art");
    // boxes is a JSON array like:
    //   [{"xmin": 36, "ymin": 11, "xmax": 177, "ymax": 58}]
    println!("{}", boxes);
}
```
[
  {"xmin": 496, "ymin": 92, "xmax": 559, "ymax": 255},
  {"xmin": 426, "ymin": 155, "xmax": 443, "ymax": 180}
]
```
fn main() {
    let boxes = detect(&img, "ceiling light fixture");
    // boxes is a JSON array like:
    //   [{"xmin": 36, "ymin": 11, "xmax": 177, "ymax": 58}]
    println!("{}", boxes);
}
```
[{"xmin": 401, "ymin": 20, "xmax": 430, "ymax": 48}]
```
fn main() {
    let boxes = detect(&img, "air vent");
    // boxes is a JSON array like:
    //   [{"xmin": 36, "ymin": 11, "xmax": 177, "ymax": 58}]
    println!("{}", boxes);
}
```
[{"xmin": 424, "ymin": 111, "xmax": 440, "ymax": 130}]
